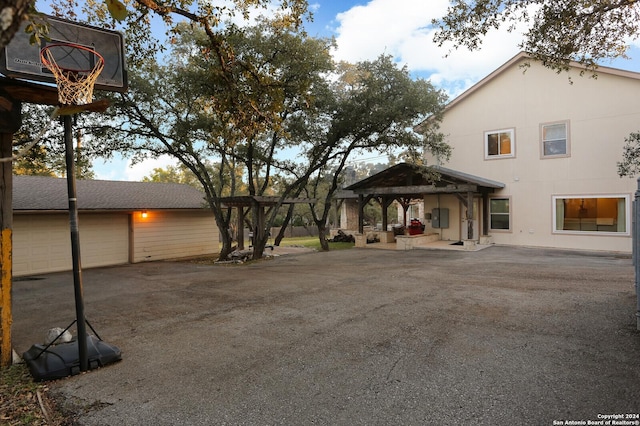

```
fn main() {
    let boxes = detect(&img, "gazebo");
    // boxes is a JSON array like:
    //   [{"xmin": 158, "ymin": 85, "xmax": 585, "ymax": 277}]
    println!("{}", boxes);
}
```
[
  {"xmin": 342, "ymin": 163, "xmax": 505, "ymax": 241},
  {"xmin": 220, "ymin": 195, "xmax": 314, "ymax": 250}
]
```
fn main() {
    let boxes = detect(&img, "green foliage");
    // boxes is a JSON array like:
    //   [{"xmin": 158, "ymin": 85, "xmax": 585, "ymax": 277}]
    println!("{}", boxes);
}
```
[
  {"xmin": 434, "ymin": 0, "xmax": 640, "ymax": 74},
  {"xmin": 142, "ymin": 165, "xmax": 193, "ymax": 185},
  {"xmin": 302, "ymin": 54, "xmax": 447, "ymax": 250},
  {"xmin": 76, "ymin": 15, "xmax": 447, "ymax": 257},
  {"xmin": 81, "ymin": 20, "xmax": 336, "ymax": 259},
  {"xmin": 0, "ymin": 364, "xmax": 59, "ymax": 425},
  {"xmin": 617, "ymin": 132, "xmax": 640, "ymax": 177},
  {"xmin": 50, "ymin": 0, "xmax": 310, "ymax": 69},
  {"xmin": 280, "ymin": 236, "xmax": 354, "ymax": 251},
  {"xmin": 13, "ymin": 104, "xmax": 95, "ymax": 179}
]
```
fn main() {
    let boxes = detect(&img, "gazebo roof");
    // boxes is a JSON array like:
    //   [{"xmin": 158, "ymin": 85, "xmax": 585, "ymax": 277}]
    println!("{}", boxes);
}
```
[{"xmin": 343, "ymin": 163, "xmax": 504, "ymax": 198}]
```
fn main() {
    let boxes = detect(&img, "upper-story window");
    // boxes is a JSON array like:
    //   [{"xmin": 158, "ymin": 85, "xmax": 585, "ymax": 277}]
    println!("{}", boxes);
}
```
[
  {"xmin": 485, "ymin": 128, "xmax": 515, "ymax": 159},
  {"xmin": 541, "ymin": 121, "xmax": 570, "ymax": 158}
]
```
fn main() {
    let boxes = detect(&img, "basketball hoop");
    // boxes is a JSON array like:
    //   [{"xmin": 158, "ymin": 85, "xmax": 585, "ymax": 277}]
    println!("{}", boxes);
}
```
[{"xmin": 40, "ymin": 43, "xmax": 105, "ymax": 106}]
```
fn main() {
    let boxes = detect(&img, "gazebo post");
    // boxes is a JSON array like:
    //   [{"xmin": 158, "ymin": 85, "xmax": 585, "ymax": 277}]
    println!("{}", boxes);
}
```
[
  {"xmin": 236, "ymin": 207, "xmax": 245, "ymax": 250},
  {"xmin": 482, "ymin": 190, "xmax": 489, "ymax": 236},
  {"xmin": 382, "ymin": 197, "xmax": 395, "ymax": 232},
  {"xmin": 466, "ymin": 191, "xmax": 474, "ymax": 240},
  {"xmin": 381, "ymin": 197, "xmax": 388, "ymax": 231},
  {"xmin": 358, "ymin": 194, "xmax": 364, "ymax": 234}
]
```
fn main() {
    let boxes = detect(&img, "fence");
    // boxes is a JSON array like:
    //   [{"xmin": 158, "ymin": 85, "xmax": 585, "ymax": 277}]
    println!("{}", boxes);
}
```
[{"xmin": 634, "ymin": 178, "xmax": 640, "ymax": 329}]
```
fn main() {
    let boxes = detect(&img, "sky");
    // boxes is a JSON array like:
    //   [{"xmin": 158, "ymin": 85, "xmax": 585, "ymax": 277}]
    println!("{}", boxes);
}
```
[{"xmin": 84, "ymin": 0, "xmax": 640, "ymax": 181}]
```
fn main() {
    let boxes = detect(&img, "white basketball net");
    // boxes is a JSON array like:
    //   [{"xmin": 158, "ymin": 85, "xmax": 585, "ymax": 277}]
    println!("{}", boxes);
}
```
[{"xmin": 40, "ymin": 43, "xmax": 105, "ymax": 106}]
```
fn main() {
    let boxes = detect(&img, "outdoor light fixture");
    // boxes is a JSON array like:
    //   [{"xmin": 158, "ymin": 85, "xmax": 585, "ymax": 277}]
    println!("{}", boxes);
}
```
[{"xmin": 141, "ymin": 210, "xmax": 148, "ymax": 218}]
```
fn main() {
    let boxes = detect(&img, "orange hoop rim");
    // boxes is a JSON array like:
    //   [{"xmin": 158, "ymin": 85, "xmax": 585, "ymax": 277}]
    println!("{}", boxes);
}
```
[{"xmin": 40, "ymin": 42, "xmax": 105, "ymax": 74}]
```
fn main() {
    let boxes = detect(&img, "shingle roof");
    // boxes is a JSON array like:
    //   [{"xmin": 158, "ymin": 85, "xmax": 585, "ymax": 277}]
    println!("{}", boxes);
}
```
[
  {"xmin": 13, "ymin": 175, "xmax": 208, "ymax": 211},
  {"xmin": 344, "ymin": 163, "xmax": 504, "ymax": 194}
]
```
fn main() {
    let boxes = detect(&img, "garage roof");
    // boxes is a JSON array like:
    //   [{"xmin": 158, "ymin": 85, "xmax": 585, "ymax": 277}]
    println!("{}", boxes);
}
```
[{"xmin": 13, "ymin": 175, "xmax": 208, "ymax": 211}]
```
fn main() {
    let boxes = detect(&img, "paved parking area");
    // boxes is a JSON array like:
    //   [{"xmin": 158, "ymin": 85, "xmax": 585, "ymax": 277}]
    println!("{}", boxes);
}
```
[{"xmin": 11, "ymin": 246, "xmax": 640, "ymax": 425}]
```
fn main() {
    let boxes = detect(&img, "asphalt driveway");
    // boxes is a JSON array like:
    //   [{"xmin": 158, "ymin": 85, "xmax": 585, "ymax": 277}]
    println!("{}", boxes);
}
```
[{"xmin": 11, "ymin": 246, "xmax": 640, "ymax": 425}]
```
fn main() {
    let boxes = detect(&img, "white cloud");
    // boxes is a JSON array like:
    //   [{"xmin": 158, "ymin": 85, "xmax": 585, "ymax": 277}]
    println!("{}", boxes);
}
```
[
  {"xmin": 92, "ymin": 154, "xmax": 177, "ymax": 182},
  {"xmin": 124, "ymin": 155, "xmax": 178, "ymax": 182},
  {"xmin": 332, "ymin": 0, "xmax": 446, "ymax": 63},
  {"xmin": 93, "ymin": 155, "xmax": 129, "ymax": 181},
  {"xmin": 331, "ymin": 0, "xmax": 532, "ymax": 97}
]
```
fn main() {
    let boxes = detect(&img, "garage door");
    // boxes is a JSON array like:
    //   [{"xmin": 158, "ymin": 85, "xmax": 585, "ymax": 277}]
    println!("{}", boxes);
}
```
[{"xmin": 13, "ymin": 213, "xmax": 130, "ymax": 276}]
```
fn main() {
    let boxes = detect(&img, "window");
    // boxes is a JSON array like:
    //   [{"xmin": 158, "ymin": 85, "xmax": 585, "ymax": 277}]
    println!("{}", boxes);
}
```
[
  {"xmin": 485, "ymin": 129, "xmax": 514, "ymax": 159},
  {"xmin": 541, "ymin": 121, "xmax": 569, "ymax": 157},
  {"xmin": 553, "ymin": 195, "xmax": 629, "ymax": 234},
  {"xmin": 490, "ymin": 198, "xmax": 510, "ymax": 231}
]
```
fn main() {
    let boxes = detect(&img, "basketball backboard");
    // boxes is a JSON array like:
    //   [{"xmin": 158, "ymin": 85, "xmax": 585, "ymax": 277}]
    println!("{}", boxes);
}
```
[{"xmin": 0, "ymin": 15, "xmax": 127, "ymax": 92}]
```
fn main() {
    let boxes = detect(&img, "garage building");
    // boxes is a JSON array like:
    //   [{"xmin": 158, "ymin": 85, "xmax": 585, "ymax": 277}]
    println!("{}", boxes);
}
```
[{"xmin": 12, "ymin": 175, "xmax": 219, "ymax": 276}]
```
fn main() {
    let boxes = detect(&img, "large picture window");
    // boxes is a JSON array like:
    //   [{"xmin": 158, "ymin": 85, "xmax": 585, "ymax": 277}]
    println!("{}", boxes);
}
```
[
  {"xmin": 490, "ymin": 197, "xmax": 510, "ymax": 231},
  {"xmin": 553, "ymin": 195, "xmax": 629, "ymax": 234},
  {"xmin": 485, "ymin": 129, "xmax": 514, "ymax": 159},
  {"xmin": 541, "ymin": 121, "xmax": 569, "ymax": 157}
]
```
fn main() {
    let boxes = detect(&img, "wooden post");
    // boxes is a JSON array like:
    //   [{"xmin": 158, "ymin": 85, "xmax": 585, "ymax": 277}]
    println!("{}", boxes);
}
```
[
  {"xmin": 358, "ymin": 194, "xmax": 364, "ymax": 234},
  {"xmin": 236, "ymin": 207, "xmax": 245, "ymax": 250},
  {"xmin": 466, "ymin": 191, "xmax": 474, "ymax": 240},
  {"xmin": 0, "ymin": 92, "xmax": 19, "ymax": 367},
  {"xmin": 0, "ymin": 132, "xmax": 12, "ymax": 367},
  {"xmin": 0, "ymin": 79, "xmax": 57, "ymax": 367},
  {"xmin": 482, "ymin": 190, "xmax": 489, "ymax": 236}
]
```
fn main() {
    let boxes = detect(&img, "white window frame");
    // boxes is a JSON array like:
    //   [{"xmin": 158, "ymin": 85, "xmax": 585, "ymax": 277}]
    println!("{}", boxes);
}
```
[
  {"xmin": 484, "ymin": 128, "xmax": 515, "ymax": 160},
  {"xmin": 540, "ymin": 120, "xmax": 570, "ymax": 158},
  {"xmin": 552, "ymin": 194, "xmax": 630, "ymax": 236},
  {"xmin": 489, "ymin": 196, "xmax": 511, "ymax": 232}
]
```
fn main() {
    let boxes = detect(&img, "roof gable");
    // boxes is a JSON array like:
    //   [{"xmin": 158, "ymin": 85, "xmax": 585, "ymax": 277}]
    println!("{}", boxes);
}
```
[
  {"xmin": 13, "ymin": 176, "xmax": 207, "ymax": 211},
  {"xmin": 444, "ymin": 52, "xmax": 640, "ymax": 112}
]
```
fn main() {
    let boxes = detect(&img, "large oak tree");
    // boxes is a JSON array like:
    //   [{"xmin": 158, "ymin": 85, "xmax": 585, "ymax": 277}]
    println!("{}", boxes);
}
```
[{"xmin": 433, "ymin": 0, "xmax": 640, "ymax": 74}]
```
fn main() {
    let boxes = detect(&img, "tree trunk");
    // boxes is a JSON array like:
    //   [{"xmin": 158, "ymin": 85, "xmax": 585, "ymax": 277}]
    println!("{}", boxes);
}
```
[
  {"xmin": 215, "ymin": 210, "xmax": 234, "ymax": 261},
  {"xmin": 317, "ymin": 223, "xmax": 329, "ymax": 251},
  {"xmin": 274, "ymin": 203, "xmax": 295, "ymax": 246},
  {"xmin": 252, "ymin": 233, "xmax": 267, "ymax": 259},
  {"xmin": 218, "ymin": 227, "xmax": 234, "ymax": 261}
]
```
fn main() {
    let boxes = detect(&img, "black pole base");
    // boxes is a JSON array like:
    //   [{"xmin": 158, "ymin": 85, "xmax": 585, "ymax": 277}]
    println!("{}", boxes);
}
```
[{"xmin": 22, "ymin": 335, "xmax": 122, "ymax": 382}]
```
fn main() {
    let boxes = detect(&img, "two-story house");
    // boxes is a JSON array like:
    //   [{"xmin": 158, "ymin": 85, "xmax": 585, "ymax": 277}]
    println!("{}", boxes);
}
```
[{"xmin": 421, "ymin": 52, "xmax": 640, "ymax": 253}]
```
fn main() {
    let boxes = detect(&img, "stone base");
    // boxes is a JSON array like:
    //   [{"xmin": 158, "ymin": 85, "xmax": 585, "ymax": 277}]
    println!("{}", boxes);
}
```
[
  {"xmin": 395, "ymin": 233, "xmax": 440, "ymax": 250},
  {"xmin": 479, "ymin": 235, "xmax": 495, "ymax": 245},
  {"xmin": 463, "ymin": 240, "xmax": 476, "ymax": 251},
  {"xmin": 378, "ymin": 230, "xmax": 395, "ymax": 243}
]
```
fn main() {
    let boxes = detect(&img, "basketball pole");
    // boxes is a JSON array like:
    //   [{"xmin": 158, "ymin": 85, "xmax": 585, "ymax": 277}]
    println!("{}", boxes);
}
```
[{"xmin": 63, "ymin": 114, "xmax": 89, "ymax": 372}]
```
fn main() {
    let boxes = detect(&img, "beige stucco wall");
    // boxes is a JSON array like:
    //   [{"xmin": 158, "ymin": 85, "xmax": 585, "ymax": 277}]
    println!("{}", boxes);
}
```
[
  {"xmin": 131, "ymin": 210, "xmax": 219, "ymax": 263},
  {"xmin": 432, "ymin": 57, "xmax": 639, "ymax": 252},
  {"xmin": 13, "ymin": 210, "xmax": 220, "ymax": 276}
]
